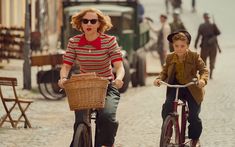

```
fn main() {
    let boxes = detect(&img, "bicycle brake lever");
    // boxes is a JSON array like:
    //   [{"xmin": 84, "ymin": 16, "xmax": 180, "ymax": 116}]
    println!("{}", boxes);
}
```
[
  {"xmin": 192, "ymin": 78, "xmax": 199, "ymax": 85},
  {"xmin": 59, "ymin": 89, "xmax": 64, "ymax": 93}
]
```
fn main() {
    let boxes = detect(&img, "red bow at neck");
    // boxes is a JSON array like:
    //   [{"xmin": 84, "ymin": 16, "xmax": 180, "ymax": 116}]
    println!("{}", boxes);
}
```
[{"xmin": 78, "ymin": 34, "xmax": 101, "ymax": 49}]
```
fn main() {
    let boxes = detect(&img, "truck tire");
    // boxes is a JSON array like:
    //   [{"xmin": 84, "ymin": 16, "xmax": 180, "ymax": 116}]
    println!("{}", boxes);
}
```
[
  {"xmin": 131, "ymin": 71, "xmax": 138, "ymax": 87},
  {"xmin": 137, "ymin": 54, "xmax": 147, "ymax": 86},
  {"xmin": 119, "ymin": 58, "xmax": 130, "ymax": 93},
  {"xmin": 131, "ymin": 53, "xmax": 139, "ymax": 87}
]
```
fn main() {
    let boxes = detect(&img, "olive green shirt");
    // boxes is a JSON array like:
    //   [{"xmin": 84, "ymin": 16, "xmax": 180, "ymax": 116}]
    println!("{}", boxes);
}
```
[{"xmin": 172, "ymin": 53, "xmax": 187, "ymax": 84}]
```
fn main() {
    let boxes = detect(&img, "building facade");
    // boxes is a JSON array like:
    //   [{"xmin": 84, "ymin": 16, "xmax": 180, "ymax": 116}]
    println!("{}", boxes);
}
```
[{"xmin": 0, "ymin": 0, "xmax": 62, "ymax": 34}]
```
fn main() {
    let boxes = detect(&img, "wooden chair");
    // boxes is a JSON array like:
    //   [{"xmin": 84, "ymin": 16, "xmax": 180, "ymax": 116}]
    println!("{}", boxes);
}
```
[{"xmin": 0, "ymin": 77, "xmax": 33, "ymax": 128}]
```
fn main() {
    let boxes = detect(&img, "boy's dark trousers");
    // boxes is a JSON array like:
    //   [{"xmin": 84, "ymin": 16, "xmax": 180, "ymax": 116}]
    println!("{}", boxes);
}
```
[{"xmin": 161, "ymin": 82, "xmax": 202, "ymax": 139}]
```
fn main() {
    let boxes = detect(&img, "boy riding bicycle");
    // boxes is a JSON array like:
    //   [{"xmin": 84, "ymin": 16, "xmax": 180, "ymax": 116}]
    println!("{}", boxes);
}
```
[{"xmin": 154, "ymin": 30, "xmax": 209, "ymax": 147}]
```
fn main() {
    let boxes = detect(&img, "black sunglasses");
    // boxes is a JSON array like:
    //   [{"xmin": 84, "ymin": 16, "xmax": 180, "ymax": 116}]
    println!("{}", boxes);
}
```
[{"xmin": 81, "ymin": 19, "xmax": 98, "ymax": 24}]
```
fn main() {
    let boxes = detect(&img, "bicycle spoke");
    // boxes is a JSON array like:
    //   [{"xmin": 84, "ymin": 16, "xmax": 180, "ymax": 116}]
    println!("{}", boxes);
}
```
[{"xmin": 160, "ymin": 116, "xmax": 180, "ymax": 147}]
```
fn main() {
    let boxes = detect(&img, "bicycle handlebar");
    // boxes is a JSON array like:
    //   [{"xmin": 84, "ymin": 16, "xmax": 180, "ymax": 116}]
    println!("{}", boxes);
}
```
[{"xmin": 160, "ymin": 80, "xmax": 197, "ymax": 88}]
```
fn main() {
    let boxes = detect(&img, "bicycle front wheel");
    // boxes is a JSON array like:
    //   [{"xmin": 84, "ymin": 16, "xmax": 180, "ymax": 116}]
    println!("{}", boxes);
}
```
[
  {"xmin": 160, "ymin": 115, "xmax": 180, "ymax": 147},
  {"xmin": 73, "ymin": 124, "xmax": 91, "ymax": 147}
]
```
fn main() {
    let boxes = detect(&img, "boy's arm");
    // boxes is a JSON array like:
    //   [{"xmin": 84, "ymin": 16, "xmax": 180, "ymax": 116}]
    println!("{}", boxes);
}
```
[{"xmin": 196, "ymin": 54, "xmax": 209, "ymax": 84}]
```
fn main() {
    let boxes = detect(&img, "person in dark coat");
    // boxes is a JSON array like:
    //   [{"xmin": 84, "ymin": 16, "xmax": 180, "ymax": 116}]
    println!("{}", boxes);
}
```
[
  {"xmin": 192, "ymin": 0, "xmax": 196, "ymax": 12},
  {"xmin": 169, "ymin": 10, "xmax": 187, "ymax": 52},
  {"xmin": 194, "ymin": 12, "xmax": 221, "ymax": 79},
  {"xmin": 171, "ymin": 0, "xmax": 182, "ymax": 10},
  {"xmin": 165, "ymin": 0, "xmax": 182, "ymax": 14}
]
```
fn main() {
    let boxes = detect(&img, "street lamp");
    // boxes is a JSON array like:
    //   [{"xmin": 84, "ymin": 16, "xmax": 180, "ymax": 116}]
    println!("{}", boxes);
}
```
[{"xmin": 23, "ymin": 0, "xmax": 31, "ymax": 89}]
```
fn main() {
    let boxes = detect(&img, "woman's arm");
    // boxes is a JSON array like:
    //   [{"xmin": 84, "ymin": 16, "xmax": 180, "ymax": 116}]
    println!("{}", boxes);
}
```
[
  {"xmin": 113, "ymin": 61, "xmax": 125, "ymax": 89},
  {"xmin": 58, "ymin": 37, "xmax": 76, "ymax": 88},
  {"xmin": 58, "ymin": 63, "xmax": 72, "ymax": 88}
]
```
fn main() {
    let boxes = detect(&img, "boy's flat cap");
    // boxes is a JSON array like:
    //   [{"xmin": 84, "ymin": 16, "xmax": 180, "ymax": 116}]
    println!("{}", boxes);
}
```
[{"xmin": 167, "ymin": 30, "xmax": 191, "ymax": 44}]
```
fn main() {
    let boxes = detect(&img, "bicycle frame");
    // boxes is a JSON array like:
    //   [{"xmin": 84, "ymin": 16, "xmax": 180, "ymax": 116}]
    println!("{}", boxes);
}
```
[
  {"xmin": 169, "ymin": 89, "xmax": 188, "ymax": 146},
  {"xmin": 160, "ymin": 80, "xmax": 196, "ymax": 146},
  {"xmin": 73, "ymin": 109, "xmax": 98, "ymax": 147},
  {"xmin": 172, "ymin": 88, "xmax": 188, "ymax": 145}
]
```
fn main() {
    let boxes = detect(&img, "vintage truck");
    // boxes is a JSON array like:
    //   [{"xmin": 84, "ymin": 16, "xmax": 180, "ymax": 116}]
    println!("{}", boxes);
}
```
[{"xmin": 60, "ymin": 0, "xmax": 153, "ymax": 93}]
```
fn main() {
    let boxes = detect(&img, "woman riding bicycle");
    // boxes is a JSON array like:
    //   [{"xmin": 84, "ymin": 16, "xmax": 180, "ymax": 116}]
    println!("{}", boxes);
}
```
[
  {"xmin": 153, "ymin": 30, "xmax": 209, "ymax": 147},
  {"xmin": 58, "ymin": 8, "xmax": 125, "ymax": 147}
]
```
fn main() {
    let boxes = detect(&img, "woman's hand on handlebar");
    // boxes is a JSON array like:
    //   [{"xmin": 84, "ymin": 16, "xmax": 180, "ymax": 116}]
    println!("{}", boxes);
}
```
[
  {"xmin": 153, "ymin": 79, "xmax": 161, "ymax": 87},
  {"xmin": 197, "ymin": 79, "xmax": 206, "ymax": 88},
  {"xmin": 58, "ymin": 78, "xmax": 68, "ymax": 89},
  {"xmin": 113, "ymin": 79, "xmax": 124, "ymax": 89}
]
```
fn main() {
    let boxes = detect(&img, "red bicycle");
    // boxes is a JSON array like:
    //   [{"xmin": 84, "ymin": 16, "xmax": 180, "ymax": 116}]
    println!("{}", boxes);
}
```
[{"xmin": 159, "ymin": 80, "xmax": 197, "ymax": 147}]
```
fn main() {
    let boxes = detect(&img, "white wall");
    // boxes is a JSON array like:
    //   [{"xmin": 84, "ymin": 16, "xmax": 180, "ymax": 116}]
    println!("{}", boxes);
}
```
[{"xmin": 0, "ymin": 0, "xmax": 26, "ymax": 27}]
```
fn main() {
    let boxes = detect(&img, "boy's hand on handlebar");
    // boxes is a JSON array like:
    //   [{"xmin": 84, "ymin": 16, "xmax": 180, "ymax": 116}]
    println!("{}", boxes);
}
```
[
  {"xmin": 113, "ymin": 79, "xmax": 124, "ymax": 89},
  {"xmin": 153, "ymin": 79, "xmax": 161, "ymax": 87},
  {"xmin": 197, "ymin": 79, "xmax": 206, "ymax": 88},
  {"xmin": 58, "ymin": 78, "xmax": 68, "ymax": 89}
]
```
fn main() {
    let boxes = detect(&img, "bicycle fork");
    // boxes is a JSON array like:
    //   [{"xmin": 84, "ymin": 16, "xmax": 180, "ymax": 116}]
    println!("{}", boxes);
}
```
[
  {"xmin": 180, "ymin": 103, "xmax": 188, "ymax": 146},
  {"xmin": 172, "ymin": 92, "xmax": 189, "ymax": 146}
]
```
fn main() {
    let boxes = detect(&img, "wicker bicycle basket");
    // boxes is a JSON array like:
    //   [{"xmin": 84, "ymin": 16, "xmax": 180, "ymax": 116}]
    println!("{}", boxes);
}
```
[{"xmin": 64, "ymin": 73, "xmax": 109, "ymax": 111}]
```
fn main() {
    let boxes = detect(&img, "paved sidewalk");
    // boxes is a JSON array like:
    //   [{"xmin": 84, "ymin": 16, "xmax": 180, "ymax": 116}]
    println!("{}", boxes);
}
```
[{"xmin": 0, "ymin": 60, "xmax": 73, "ymax": 147}]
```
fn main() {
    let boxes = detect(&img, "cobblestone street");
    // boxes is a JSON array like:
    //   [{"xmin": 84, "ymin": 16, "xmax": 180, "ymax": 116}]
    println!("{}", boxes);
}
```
[{"xmin": 1, "ymin": 0, "xmax": 235, "ymax": 147}]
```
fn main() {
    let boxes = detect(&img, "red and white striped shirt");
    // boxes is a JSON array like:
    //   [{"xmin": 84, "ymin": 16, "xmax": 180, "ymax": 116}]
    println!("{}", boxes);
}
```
[{"xmin": 63, "ymin": 33, "xmax": 123, "ymax": 79}]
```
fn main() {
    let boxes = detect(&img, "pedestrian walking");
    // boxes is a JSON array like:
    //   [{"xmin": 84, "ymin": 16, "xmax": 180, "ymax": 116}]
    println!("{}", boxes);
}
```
[
  {"xmin": 194, "ymin": 12, "xmax": 221, "ymax": 79},
  {"xmin": 165, "ymin": 0, "xmax": 182, "ymax": 14},
  {"xmin": 58, "ymin": 8, "xmax": 125, "ymax": 147},
  {"xmin": 192, "ymin": 0, "xmax": 196, "ymax": 12},
  {"xmin": 158, "ymin": 14, "xmax": 171, "ymax": 66},
  {"xmin": 154, "ymin": 30, "xmax": 209, "ymax": 147},
  {"xmin": 165, "ymin": 0, "xmax": 170, "ymax": 14},
  {"xmin": 171, "ymin": 0, "xmax": 182, "ymax": 11},
  {"xmin": 137, "ymin": 0, "xmax": 145, "ymax": 22},
  {"xmin": 153, "ymin": 14, "xmax": 171, "ymax": 67},
  {"xmin": 127, "ymin": 0, "xmax": 144, "ymax": 22},
  {"xmin": 169, "ymin": 10, "xmax": 187, "ymax": 52}
]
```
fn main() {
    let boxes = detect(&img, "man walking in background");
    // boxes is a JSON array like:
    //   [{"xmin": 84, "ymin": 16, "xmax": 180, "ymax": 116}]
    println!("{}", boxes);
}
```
[
  {"xmin": 155, "ymin": 14, "xmax": 171, "ymax": 67},
  {"xmin": 169, "ymin": 10, "xmax": 187, "ymax": 52},
  {"xmin": 195, "ymin": 12, "xmax": 221, "ymax": 79},
  {"xmin": 192, "ymin": 0, "xmax": 196, "ymax": 12}
]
